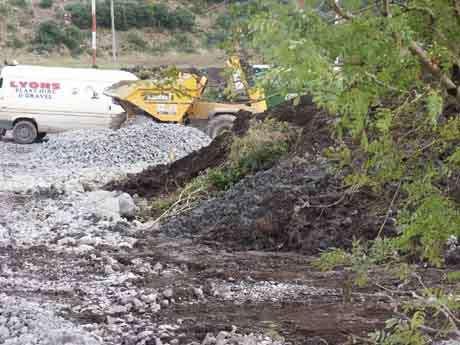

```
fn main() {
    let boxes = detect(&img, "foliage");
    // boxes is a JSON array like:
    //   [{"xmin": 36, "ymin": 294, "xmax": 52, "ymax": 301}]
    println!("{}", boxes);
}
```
[
  {"xmin": 313, "ymin": 238, "xmax": 405, "ymax": 287},
  {"xmin": 126, "ymin": 32, "xmax": 148, "ymax": 51},
  {"xmin": 232, "ymin": 0, "xmax": 460, "ymax": 265},
  {"xmin": 6, "ymin": 36, "xmax": 24, "ymax": 49},
  {"xmin": 38, "ymin": 0, "xmax": 53, "ymax": 9},
  {"xmin": 150, "ymin": 173, "xmax": 211, "ymax": 222},
  {"xmin": 35, "ymin": 20, "xmax": 82, "ymax": 54},
  {"xmin": 312, "ymin": 248, "xmax": 352, "ymax": 271},
  {"xmin": 369, "ymin": 281, "xmax": 460, "ymax": 344},
  {"xmin": 445, "ymin": 271, "xmax": 460, "ymax": 283},
  {"xmin": 168, "ymin": 33, "xmax": 195, "ymax": 53},
  {"xmin": 207, "ymin": 119, "xmax": 295, "ymax": 190},
  {"xmin": 9, "ymin": 0, "xmax": 29, "ymax": 8},
  {"xmin": 150, "ymin": 118, "xmax": 296, "ymax": 220},
  {"xmin": 64, "ymin": 1, "xmax": 196, "ymax": 31}
]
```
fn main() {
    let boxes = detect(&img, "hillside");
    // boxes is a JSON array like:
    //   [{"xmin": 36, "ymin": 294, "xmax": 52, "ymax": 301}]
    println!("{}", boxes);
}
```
[{"xmin": 0, "ymin": 0, "xmax": 233, "ymax": 68}]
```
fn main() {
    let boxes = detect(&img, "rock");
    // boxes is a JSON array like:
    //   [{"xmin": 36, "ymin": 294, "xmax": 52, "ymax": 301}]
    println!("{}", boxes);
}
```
[
  {"xmin": 118, "ymin": 193, "xmax": 137, "ymax": 218},
  {"xmin": 151, "ymin": 303, "xmax": 161, "ymax": 313},
  {"xmin": 163, "ymin": 288, "xmax": 174, "ymax": 299},
  {"xmin": 153, "ymin": 262, "xmax": 163, "ymax": 274},
  {"xmin": 83, "ymin": 191, "xmax": 121, "ymax": 219},
  {"xmin": 202, "ymin": 333, "xmax": 216, "ymax": 345},
  {"xmin": 193, "ymin": 287, "xmax": 205, "ymax": 299},
  {"xmin": 0, "ymin": 325, "xmax": 10, "ymax": 339}
]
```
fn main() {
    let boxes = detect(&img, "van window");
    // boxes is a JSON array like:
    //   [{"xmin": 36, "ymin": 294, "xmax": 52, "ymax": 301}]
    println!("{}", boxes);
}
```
[{"xmin": 0, "ymin": 78, "xmax": 3, "ymax": 88}]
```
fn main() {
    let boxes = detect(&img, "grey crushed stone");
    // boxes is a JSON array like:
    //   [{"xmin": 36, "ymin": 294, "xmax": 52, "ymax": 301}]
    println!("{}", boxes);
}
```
[{"xmin": 0, "ymin": 121, "xmax": 210, "ymax": 192}]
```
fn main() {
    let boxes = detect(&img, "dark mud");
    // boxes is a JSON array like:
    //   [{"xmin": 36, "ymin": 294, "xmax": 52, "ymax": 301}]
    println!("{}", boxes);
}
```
[
  {"xmin": 105, "ymin": 132, "xmax": 232, "ymax": 198},
  {"xmin": 106, "ymin": 96, "xmax": 332, "ymax": 198},
  {"xmin": 160, "ymin": 158, "xmax": 395, "ymax": 254}
]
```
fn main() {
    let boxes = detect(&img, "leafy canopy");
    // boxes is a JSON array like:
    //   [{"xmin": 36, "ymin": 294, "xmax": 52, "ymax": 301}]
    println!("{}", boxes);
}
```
[{"xmin": 231, "ymin": 0, "xmax": 460, "ymax": 265}]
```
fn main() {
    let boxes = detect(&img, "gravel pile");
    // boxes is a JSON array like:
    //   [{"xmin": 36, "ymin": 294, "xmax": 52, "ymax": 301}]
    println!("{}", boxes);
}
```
[
  {"xmin": 39, "ymin": 121, "xmax": 210, "ymax": 168},
  {"xmin": 0, "ymin": 295, "xmax": 101, "ymax": 345},
  {"xmin": 0, "ymin": 121, "xmax": 210, "ymax": 192}
]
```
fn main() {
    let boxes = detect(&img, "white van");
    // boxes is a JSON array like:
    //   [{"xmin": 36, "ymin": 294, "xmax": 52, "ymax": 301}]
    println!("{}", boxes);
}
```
[{"xmin": 0, "ymin": 65, "xmax": 138, "ymax": 144}]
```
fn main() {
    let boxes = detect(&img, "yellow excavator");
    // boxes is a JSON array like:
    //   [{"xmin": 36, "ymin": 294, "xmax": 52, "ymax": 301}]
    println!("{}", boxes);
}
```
[{"xmin": 104, "ymin": 56, "xmax": 267, "ymax": 138}]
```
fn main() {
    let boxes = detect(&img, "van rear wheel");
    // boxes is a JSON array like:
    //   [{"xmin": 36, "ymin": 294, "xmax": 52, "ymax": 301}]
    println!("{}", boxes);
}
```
[
  {"xmin": 13, "ymin": 120, "xmax": 37, "ymax": 144},
  {"xmin": 207, "ymin": 114, "xmax": 236, "ymax": 139}
]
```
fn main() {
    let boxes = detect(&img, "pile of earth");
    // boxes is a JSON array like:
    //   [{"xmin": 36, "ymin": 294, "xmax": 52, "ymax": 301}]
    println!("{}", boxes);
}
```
[
  {"xmin": 158, "ymin": 158, "xmax": 395, "ymax": 254},
  {"xmin": 105, "ymin": 96, "xmax": 332, "ymax": 198},
  {"xmin": 108, "ymin": 97, "xmax": 396, "ymax": 254}
]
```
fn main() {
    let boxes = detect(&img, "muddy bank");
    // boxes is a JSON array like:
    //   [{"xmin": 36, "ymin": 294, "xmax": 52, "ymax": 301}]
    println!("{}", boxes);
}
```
[
  {"xmin": 159, "ymin": 158, "xmax": 395, "ymax": 254},
  {"xmin": 105, "ymin": 132, "xmax": 232, "ymax": 198},
  {"xmin": 106, "ymin": 96, "xmax": 332, "ymax": 198}
]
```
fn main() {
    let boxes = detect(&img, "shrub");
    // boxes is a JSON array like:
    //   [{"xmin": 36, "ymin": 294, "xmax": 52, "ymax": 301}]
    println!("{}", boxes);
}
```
[
  {"xmin": 127, "ymin": 32, "xmax": 148, "ymax": 51},
  {"xmin": 10, "ymin": 0, "xmax": 29, "ymax": 8},
  {"xmin": 168, "ymin": 33, "xmax": 195, "ymax": 53},
  {"xmin": 38, "ymin": 0, "xmax": 53, "ymax": 9},
  {"xmin": 64, "ymin": 1, "xmax": 196, "ymax": 31},
  {"xmin": 207, "ymin": 119, "xmax": 296, "ymax": 191},
  {"xmin": 64, "ymin": 3, "xmax": 91, "ymax": 29},
  {"xmin": 35, "ymin": 20, "xmax": 82, "ymax": 54},
  {"xmin": 171, "ymin": 7, "xmax": 195, "ymax": 30},
  {"xmin": 6, "ymin": 36, "xmax": 24, "ymax": 49}
]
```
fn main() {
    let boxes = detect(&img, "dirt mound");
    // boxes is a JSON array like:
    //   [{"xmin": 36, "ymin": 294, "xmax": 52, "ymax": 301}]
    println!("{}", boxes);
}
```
[
  {"xmin": 105, "ymin": 132, "xmax": 232, "ymax": 198},
  {"xmin": 106, "ymin": 97, "xmax": 332, "ymax": 198},
  {"xmin": 160, "ymin": 158, "xmax": 396, "ymax": 254}
]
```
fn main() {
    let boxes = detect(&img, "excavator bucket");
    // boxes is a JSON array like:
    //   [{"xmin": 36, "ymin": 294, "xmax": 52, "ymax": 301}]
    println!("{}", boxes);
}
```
[{"xmin": 104, "ymin": 73, "xmax": 207, "ymax": 123}]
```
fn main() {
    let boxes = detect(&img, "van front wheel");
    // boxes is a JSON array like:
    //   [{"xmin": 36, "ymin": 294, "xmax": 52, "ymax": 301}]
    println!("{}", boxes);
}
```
[{"xmin": 13, "ymin": 120, "xmax": 37, "ymax": 144}]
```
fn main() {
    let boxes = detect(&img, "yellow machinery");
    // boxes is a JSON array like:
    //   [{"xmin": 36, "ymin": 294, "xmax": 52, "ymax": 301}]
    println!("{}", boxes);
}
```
[{"xmin": 104, "ymin": 57, "xmax": 267, "ymax": 138}]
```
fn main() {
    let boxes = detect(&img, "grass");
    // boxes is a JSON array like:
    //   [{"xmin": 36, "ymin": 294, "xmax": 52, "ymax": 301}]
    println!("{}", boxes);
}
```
[
  {"xmin": 148, "ymin": 118, "xmax": 298, "ymax": 223},
  {"xmin": 12, "ymin": 49, "xmax": 225, "ymax": 69}
]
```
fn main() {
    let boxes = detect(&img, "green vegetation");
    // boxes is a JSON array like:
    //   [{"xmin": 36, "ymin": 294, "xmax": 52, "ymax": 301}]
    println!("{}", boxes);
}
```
[
  {"xmin": 64, "ymin": 1, "xmax": 196, "ymax": 31},
  {"xmin": 208, "ymin": 119, "xmax": 296, "ymax": 190},
  {"xmin": 35, "ymin": 20, "xmax": 82, "ymax": 54},
  {"xmin": 38, "ymin": 0, "xmax": 53, "ymax": 9},
  {"xmin": 126, "ymin": 31, "xmax": 148, "ymax": 51},
  {"xmin": 150, "ymin": 119, "xmax": 296, "ymax": 220},
  {"xmin": 231, "ymin": 0, "xmax": 460, "ymax": 267}
]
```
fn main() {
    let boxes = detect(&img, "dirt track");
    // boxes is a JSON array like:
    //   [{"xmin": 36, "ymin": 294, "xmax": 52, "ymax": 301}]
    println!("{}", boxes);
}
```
[{"xmin": 0, "ymin": 235, "xmax": 397, "ymax": 344}]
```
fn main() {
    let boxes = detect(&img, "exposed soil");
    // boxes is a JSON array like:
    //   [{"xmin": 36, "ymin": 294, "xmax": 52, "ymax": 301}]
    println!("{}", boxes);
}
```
[
  {"xmin": 107, "ymin": 96, "xmax": 392, "ymax": 254},
  {"xmin": 106, "ymin": 96, "xmax": 334, "ymax": 198},
  {"xmin": 160, "ymin": 158, "xmax": 396, "ymax": 254},
  {"xmin": 105, "ymin": 132, "xmax": 232, "ymax": 198}
]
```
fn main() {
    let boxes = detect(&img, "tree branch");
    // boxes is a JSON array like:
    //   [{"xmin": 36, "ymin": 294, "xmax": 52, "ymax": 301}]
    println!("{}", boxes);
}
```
[
  {"xmin": 383, "ymin": 0, "xmax": 391, "ymax": 17},
  {"xmin": 407, "ymin": 40, "xmax": 460, "ymax": 101},
  {"xmin": 453, "ymin": 0, "xmax": 460, "ymax": 25},
  {"xmin": 331, "ymin": 0, "xmax": 354, "ymax": 20}
]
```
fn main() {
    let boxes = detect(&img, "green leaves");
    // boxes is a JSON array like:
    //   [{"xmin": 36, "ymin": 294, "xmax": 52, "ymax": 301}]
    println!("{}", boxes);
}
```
[{"xmin": 426, "ymin": 90, "xmax": 443, "ymax": 127}]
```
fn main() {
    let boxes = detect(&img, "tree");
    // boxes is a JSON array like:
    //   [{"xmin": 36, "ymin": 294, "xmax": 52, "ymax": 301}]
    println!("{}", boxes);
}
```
[{"xmin": 234, "ymin": 0, "xmax": 460, "ymax": 265}]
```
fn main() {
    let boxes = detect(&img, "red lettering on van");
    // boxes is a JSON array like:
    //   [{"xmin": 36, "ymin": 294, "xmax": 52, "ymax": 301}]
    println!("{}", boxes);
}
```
[
  {"xmin": 19, "ymin": 81, "xmax": 28, "ymax": 88},
  {"xmin": 40, "ymin": 83, "xmax": 51, "ymax": 89},
  {"xmin": 29, "ymin": 82, "xmax": 39, "ymax": 89},
  {"xmin": 52, "ymin": 83, "xmax": 60, "ymax": 90},
  {"xmin": 10, "ymin": 81, "xmax": 17, "ymax": 88}
]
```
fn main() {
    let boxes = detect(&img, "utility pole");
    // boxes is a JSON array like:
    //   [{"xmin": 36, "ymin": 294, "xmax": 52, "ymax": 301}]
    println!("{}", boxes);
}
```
[
  {"xmin": 110, "ymin": 0, "xmax": 117, "ymax": 62},
  {"xmin": 92, "ymin": 0, "xmax": 97, "ymax": 67}
]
